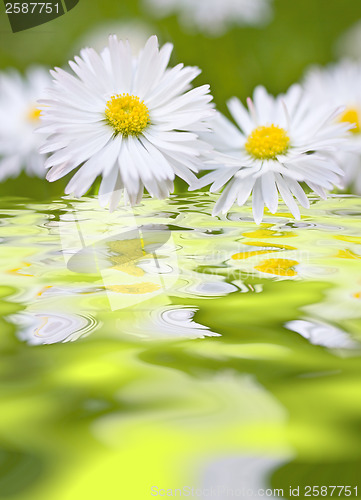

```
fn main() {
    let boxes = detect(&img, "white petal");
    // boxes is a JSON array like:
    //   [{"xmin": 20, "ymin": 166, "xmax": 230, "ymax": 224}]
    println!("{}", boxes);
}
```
[
  {"xmin": 252, "ymin": 180, "xmax": 265, "ymax": 224},
  {"xmin": 227, "ymin": 97, "xmax": 254, "ymax": 134},
  {"xmin": 275, "ymin": 173, "xmax": 300, "ymax": 219},
  {"xmin": 261, "ymin": 171, "xmax": 278, "ymax": 213}
]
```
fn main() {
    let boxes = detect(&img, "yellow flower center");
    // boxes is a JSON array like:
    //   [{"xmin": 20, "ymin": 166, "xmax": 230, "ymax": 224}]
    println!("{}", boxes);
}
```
[
  {"xmin": 339, "ymin": 107, "xmax": 360, "ymax": 134},
  {"xmin": 245, "ymin": 125, "xmax": 290, "ymax": 160},
  {"xmin": 105, "ymin": 93, "xmax": 150, "ymax": 137},
  {"xmin": 27, "ymin": 107, "xmax": 41, "ymax": 122}
]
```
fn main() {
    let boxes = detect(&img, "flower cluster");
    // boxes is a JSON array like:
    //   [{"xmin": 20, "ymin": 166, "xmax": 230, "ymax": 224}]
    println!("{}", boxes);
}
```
[{"xmin": 1, "ymin": 34, "xmax": 361, "ymax": 224}]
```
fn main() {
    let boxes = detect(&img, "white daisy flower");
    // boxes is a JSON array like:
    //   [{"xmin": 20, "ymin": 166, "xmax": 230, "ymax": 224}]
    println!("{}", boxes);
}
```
[
  {"xmin": 303, "ymin": 60, "xmax": 361, "ymax": 194},
  {"xmin": 39, "ymin": 35, "xmax": 214, "ymax": 210},
  {"xmin": 0, "ymin": 67, "xmax": 50, "ymax": 181},
  {"xmin": 193, "ymin": 84, "xmax": 351, "ymax": 224},
  {"xmin": 143, "ymin": 0, "xmax": 273, "ymax": 36}
]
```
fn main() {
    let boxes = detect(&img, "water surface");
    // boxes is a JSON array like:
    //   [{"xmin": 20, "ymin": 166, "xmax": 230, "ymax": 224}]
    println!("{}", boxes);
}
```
[{"xmin": 0, "ymin": 193, "xmax": 361, "ymax": 499}]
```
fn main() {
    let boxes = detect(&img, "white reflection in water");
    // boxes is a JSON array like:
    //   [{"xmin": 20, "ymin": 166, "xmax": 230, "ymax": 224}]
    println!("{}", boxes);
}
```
[
  {"xmin": 58, "ymin": 211, "xmax": 181, "ymax": 311},
  {"xmin": 14, "ymin": 311, "xmax": 98, "ymax": 345},
  {"xmin": 286, "ymin": 319, "xmax": 358, "ymax": 349},
  {"xmin": 118, "ymin": 305, "xmax": 220, "ymax": 340},
  {"xmin": 12, "ymin": 301, "xmax": 219, "ymax": 345},
  {"xmin": 180, "ymin": 280, "xmax": 238, "ymax": 297},
  {"xmin": 200, "ymin": 455, "xmax": 292, "ymax": 500}
]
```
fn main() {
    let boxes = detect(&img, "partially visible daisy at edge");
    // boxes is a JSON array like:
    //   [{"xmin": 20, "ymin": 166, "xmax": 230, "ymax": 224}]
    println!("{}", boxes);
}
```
[
  {"xmin": 191, "ymin": 84, "xmax": 352, "ymax": 224},
  {"xmin": 38, "ymin": 35, "xmax": 214, "ymax": 210},
  {"xmin": 143, "ymin": 0, "xmax": 273, "ymax": 36},
  {"xmin": 0, "ymin": 67, "xmax": 50, "ymax": 181},
  {"xmin": 303, "ymin": 60, "xmax": 361, "ymax": 194}
]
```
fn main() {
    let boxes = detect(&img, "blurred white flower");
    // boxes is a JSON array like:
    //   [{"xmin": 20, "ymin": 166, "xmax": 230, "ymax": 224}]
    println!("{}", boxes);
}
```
[
  {"xmin": 143, "ymin": 0, "xmax": 273, "ymax": 36},
  {"xmin": 14, "ymin": 304, "xmax": 219, "ymax": 345},
  {"xmin": 73, "ymin": 20, "xmax": 154, "ymax": 55},
  {"xmin": 193, "ymin": 85, "xmax": 350, "ymax": 224},
  {"xmin": 0, "ymin": 67, "xmax": 50, "ymax": 181},
  {"xmin": 335, "ymin": 20, "xmax": 361, "ymax": 60},
  {"xmin": 304, "ymin": 60, "xmax": 361, "ymax": 194},
  {"xmin": 39, "ymin": 35, "xmax": 214, "ymax": 210}
]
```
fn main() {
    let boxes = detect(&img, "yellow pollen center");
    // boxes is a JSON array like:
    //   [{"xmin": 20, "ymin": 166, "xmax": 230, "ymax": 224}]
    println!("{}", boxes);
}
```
[
  {"xmin": 105, "ymin": 93, "xmax": 150, "ymax": 137},
  {"xmin": 339, "ymin": 108, "xmax": 360, "ymax": 134},
  {"xmin": 245, "ymin": 124, "xmax": 290, "ymax": 160},
  {"xmin": 27, "ymin": 107, "xmax": 41, "ymax": 122}
]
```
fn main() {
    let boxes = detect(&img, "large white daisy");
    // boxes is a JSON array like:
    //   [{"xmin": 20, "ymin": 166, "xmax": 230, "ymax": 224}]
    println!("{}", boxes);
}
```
[
  {"xmin": 39, "ymin": 35, "xmax": 214, "ymax": 210},
  {"xmin": 0, "ymin": 67, "xmax": 50, "ymax": 181},
  {"xmin": 303, "ymin": 60, "xmax": 361, "ymax": 194},
  {"xmin": 143, "ymin": 0, "xmax": 273, "ymax": 36},
  {"xmin": 193, "ymin": 85, "xmax": 351, "ymax": 224}
]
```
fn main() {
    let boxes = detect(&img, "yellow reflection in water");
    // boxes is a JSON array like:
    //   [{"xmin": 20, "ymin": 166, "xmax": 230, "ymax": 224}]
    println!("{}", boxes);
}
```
[{"xmin": 255, "ymin": 258, "xmax": 299, "ymax": 276}]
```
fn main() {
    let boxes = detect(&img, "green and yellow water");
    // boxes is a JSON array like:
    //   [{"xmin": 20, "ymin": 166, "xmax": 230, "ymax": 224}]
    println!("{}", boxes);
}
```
[{"xmin": 1, "ymin": 193, "xmax": 361, "ymax": 499}]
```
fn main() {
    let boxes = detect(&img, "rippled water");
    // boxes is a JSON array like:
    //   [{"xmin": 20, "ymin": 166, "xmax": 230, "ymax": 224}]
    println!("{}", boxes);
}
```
[{"xmin": 1, "ymin": 193, "xmax": 361, "ymax": 499}]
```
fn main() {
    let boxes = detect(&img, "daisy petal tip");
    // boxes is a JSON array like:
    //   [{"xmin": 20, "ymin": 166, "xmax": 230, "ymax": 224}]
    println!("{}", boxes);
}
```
[
  {"xmin": 98, "ymin": 197, "xmax": 108, "ymax": 209},
  {"xmin": 147, "ymin": 35, "xmax": 159, "ymax": 48},
  {"xmin": 253, "ymin": 212, "xmax": 264, "ymax": 225},
  {"xmin": 45, "ymin": 172, "xmax": 55, "ymax": 182}
]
